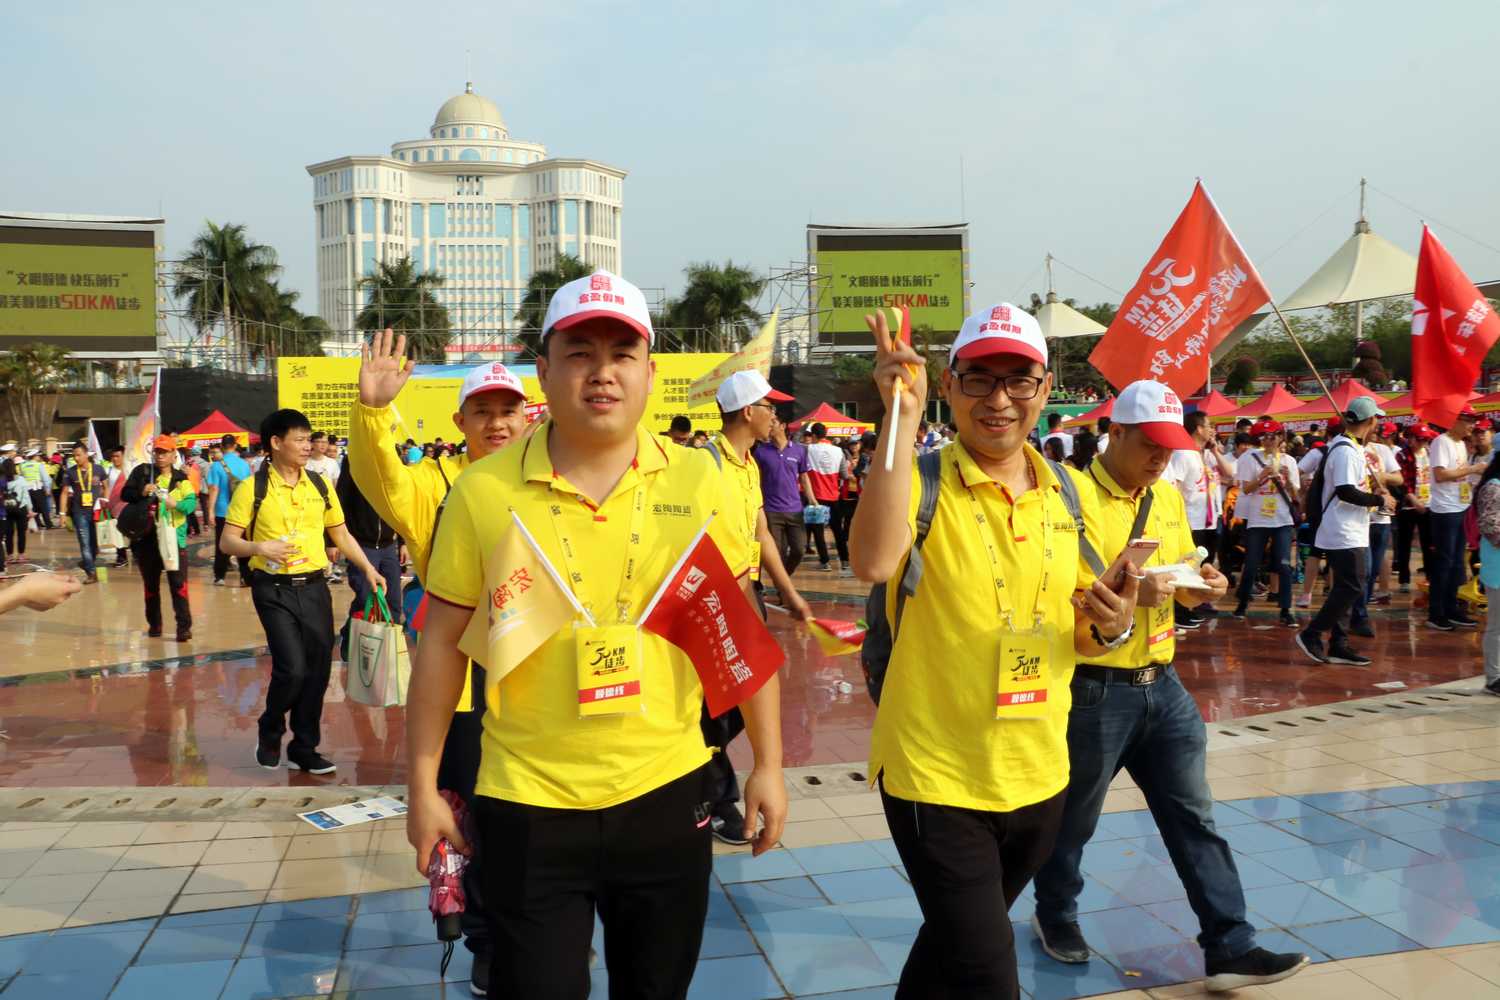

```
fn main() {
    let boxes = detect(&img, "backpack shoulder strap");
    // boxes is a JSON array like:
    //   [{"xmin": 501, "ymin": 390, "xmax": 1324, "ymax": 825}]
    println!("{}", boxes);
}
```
[
  {"xmin": 1048, "ymin": 459, "xmax": 1105, "ymax": 577},
  {"xmin": 245, "ymin": 464, "xmax": 271, "ymax": 539},
  {"xmin": 305, "ymin": 469, "xmax": 330, "ymax": 505},
  {"xmin": 892, "ymin": 449, "xmax": 946, "ymax": 638},
  {"xmin": 702, "ymin": 440, "xmax": 723, "ymax": 470},
  {"xmin": 435, "ymin": 456, "xmax": 453, "ymax": 494}
]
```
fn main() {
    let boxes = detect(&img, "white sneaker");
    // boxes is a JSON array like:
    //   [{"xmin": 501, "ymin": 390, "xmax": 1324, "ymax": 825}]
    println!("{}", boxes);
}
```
[{"xmin": 1295, "ymin": 593, "xmax": 1311, "ymax": 609}]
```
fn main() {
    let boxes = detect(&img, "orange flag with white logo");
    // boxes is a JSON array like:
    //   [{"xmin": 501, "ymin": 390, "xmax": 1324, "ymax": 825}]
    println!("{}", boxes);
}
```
[
  {"xmin": 458, "ymin": 511, "xmax": 583, "ymax": 689},
  {"xmin": 1090, "ymin": 182, "xmax": 1270, "ymax": 398}
]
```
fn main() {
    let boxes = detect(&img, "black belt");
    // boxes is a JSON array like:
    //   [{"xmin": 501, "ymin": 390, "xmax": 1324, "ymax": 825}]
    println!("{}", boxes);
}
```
[
  {"xmin": 1074, "ymin": 663, "xmax": 1171, "ymax": 687},
  {"xmin": 251, "ymin": 569, "xmax": 326, "ymax": 587}
]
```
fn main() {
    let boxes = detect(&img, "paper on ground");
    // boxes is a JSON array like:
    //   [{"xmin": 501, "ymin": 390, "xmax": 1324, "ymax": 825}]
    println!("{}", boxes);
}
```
[{"xmin": 298, "ymin": 795, "xmax": 408, "ymax": 831}]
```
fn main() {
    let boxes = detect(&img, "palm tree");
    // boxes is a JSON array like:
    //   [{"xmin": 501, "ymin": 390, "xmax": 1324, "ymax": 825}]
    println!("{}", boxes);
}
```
[
  {"xmin": 0, "ymin": 343, "xmax": 80, "ymax": 444},
  {"xmin": 355, "ymin": 257, "xmax": 452, "ymax": 362},
  {"xmin": 515, "ymin": 254, "xmax": 594, "ymax": 357},
  {"xmin": 173, "ymin": 222, "xmax": 282, "ymax": 360},
  {"xmin": 668, "ymin": 261, "xmax": 765, "ymax": 350}
]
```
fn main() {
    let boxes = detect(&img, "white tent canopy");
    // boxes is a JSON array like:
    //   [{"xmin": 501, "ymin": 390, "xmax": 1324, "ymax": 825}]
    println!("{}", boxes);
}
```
[
  {"xmin": 1033, "ymin": 291, "xmax": 1107, "ymax": 339},
  {"xmin": 1277, "ymin": 222, "xmax": 1417, "ymax": 310}
]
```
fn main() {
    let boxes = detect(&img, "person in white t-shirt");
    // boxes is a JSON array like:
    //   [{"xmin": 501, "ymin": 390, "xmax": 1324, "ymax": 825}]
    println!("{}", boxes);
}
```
[
  {"xmin": 1094, "ymin": 417, "xmax": 1111, "ymax": 454},
  {"xmin": 1232, "ymin": 419, "xmax": 1300, "ymax": 626},
  {"xmin": 1164, "ymin": 411, "xmax": 1235, "ymax": 626},
  {"xmin": 1295, "ymin": 420, "xmax": 1343, "ymax": 609},
  {"xmin": 305, "ymin": 431, "xmax": 342, "ymax": 484},
  {"xmin": 1427, "ymin": 409, "xmax": 1486, "ymax": 630},
  {"xmin": 1355, "ymin": 422, "xmax": 1403, "ymax": 625},
  {"xmin": 1295, "ymin": 398, "xmax": 1395, "ymax": 666},
  {"xmin": 1041, "ymin": 412, "xmax": 1074, "ymax": 458}
]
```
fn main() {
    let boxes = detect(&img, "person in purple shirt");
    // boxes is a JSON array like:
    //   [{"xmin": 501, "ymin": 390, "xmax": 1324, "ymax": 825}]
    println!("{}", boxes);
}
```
[{"xmin": 752, "ymin": 416, "xmax": 815, "ymax": 575}]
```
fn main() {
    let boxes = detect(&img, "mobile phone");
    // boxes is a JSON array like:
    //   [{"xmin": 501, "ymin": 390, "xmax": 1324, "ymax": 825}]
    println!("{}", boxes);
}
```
[{"xmin": 1104, "ymin": 537, "xmax": 1160, "ymax": 587}]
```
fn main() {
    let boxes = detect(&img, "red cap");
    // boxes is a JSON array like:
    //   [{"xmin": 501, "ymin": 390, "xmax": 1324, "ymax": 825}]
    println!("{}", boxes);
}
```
[
  {"xmin": 1250, "ymin": 418, "xmax": 1284, "ymax": 436},
  {"xmin": 1458, "ymin": 407, "xmax": 1479, "ymax": 421},
  {"xmin": 766, "ymin": 388, "xmax": 795, "ymax": 402},
  {"xmin": 1415, "ymin": 426, "xmax": 1439, "ymax": 441},
  {"xmin": 1379, "ymin": 421, "xmax": 1398, "ymax": 437},
  {"xmin": 1478, "ymin": 418, "xmax": 1494, "ymax": 431}
]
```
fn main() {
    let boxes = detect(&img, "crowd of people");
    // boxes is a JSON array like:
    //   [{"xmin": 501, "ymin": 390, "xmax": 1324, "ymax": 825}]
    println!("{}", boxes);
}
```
[{"xmin": 5, "ymin": 273, "xmax": 1500, "ymax": 1000}]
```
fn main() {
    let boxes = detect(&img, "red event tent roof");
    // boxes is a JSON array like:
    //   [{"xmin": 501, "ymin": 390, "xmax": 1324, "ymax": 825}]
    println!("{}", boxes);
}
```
[
  {"xmin": 787, "ymin": 402, "xmax": 874, "ymax": 436},
  {"xmin": 1062, "ymin": 397, "xmax": 1113, "ymax": 429},
  {"xmin": 1213, "ymin": 385, "xmax": 1306, "ymax": 423},
  {"xmin": 1382, "ymin": 390, "xmax": 1484, "ymax": 416},
  {"xmin": 177, "ymin": 409, "xmax": 259, "ymax": 445},
  {"xmin": 1283, "ymin": 381, "xmax": 1390, "ymax": 420},
  {"xmin": 1187, "ymin": 390, "xmax": 1238, "ymax": 416}
]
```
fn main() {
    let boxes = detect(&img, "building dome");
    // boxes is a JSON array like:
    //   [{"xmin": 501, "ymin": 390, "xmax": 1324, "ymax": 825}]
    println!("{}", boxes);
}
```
[{"xmin": 433, "ymin": 82, "xmax": 506, "ymax": 134}]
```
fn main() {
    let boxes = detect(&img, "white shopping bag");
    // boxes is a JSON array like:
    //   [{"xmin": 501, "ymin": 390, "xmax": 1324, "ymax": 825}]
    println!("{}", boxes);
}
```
[
  {"xmin": 346, "ymin": 590, "xmax": 410, "ymax": 708},
  {"xmin": 157, "ymin": 509, "xmax": 179, "ymax": 571}
]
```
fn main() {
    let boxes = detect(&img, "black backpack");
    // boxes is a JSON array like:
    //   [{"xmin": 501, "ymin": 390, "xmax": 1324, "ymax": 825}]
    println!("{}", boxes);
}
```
[
  {"xmin": 244, "ymin": 464, "xmax": 331, "ymax": 540},
  {"xmin": 1302, "ymin": 439, "xmax": 1354, "ymax": 539},
  {"xmin": 861, "ymin": 452, "xmax": 1105, "ymax": 704}
]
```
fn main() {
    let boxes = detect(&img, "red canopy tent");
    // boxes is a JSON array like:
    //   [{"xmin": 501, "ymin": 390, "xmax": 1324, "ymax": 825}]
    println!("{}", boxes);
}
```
[
  {"xmin": 1382, "ymin": 390, "xmax": 1484, "ymax": 417},
  {"xmin": 1282, "ymin": 382, "xmax": 1391, "ymax": 421},
  {"xmin": 1186, "ymin": 390, "xmax": 1238, "ymax": 416},
  {"xmin": 1212, "ymin": 385, "xmax": 1306, "ymax": 423},
  {"xmin": 1062, "ymin": 397, "xmax": 1113, "ymax": 430},
  {"xmin": 787, "ymin": 402, "xmax": 874, "ymax": 438},
  {"xmin": 177, "ymin": 410, "xmax": 258, "ymax": 447}
]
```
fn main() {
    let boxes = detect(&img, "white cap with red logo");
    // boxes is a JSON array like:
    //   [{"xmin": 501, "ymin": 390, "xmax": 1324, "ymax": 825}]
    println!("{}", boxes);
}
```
[
  {"xmin": 457, "ymin": 361, "xmax": 526, "ymax": 409},
  {"xmin": 1112, "ymin": 380, "xmax": 1196, "ymax": 450},
  {"xmin": 949, "ymin": 303, "xmax": 1048, "ymax": 368},
  {"xmin": 716, "ymin": 370, "xmax": 794, "ymax": 412},
  {"xmin": 541, "ymin": 270, "xmax": 654, "ymax": 346}
]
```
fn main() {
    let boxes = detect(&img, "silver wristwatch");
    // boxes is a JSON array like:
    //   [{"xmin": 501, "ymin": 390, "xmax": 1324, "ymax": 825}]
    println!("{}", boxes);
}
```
[{"xmin": 1094, "ymin": 622, "xmax": 1134, "ymax": 651}]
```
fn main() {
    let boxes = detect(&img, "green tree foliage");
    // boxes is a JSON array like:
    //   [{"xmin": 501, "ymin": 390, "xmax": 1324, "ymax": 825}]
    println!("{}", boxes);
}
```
[
  {"xmin": 0, "ymin": 343, "xmax": 80, "ymax": 443},
  {"xmin": 1224, "ymin": 356, "xmax": 1259, "ymax": 395},
  {"xmin": 666, "ymin": 262, "xmax": 766, "ymax": 349},
  {"xmin": 174, "ymin": 221, "xmax": 282, "ymax": 359},
  {"xmin": 516, "ymin": 253, "xmax": 594, "ymax": 357},
  {"xmin": 355, "ymin": 257, "xmax": 452, "ymax": 362}
]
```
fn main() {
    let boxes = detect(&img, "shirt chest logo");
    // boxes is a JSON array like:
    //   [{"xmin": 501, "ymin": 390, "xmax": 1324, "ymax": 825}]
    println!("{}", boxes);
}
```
[{"xmin": 651, "ymin": 502, "xmax": 695, "ymax": 518}]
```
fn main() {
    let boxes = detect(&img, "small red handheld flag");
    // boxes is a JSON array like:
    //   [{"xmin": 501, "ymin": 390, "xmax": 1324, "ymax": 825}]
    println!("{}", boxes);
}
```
[
  {"xmin": 1412, "ymin": 226, "xmax": 1500, "ymax": 428},
  {"xmin": 640, "ymin": 527, "xmax": 785, "ymax": 718},
  {"xmin": 1090, "ymin": 182, "xmax": 1270, "ymax": 398},
  {"xmin": 809, "ymin": 618, "xmax": 867, "ymax": 657}
]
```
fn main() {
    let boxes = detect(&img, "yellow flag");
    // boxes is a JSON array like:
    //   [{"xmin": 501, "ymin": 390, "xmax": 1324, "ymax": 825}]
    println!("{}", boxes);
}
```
[
  {"xmin": 686, "ymin": 308, "xmax": 779, "ymax": 408},
  {"xmin": 458, "ymin": 511, "xmax": 583, "ymax": 692}
]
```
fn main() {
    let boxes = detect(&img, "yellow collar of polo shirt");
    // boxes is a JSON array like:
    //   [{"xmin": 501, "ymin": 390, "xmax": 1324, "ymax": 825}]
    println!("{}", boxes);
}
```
[
  {"xmin": 520, "ymin": 420, "xmax": 670, "ymax": 492},
  {"xmin": 711, "ymin": 431, "xmax": 752, "ymax": 467},
  {"xmin": 1087, "ymin": 454, "xmax": 1140, "ymax": 499},
  {"xmin": 953, "ymin": 439, "xmax": 1060, "ymax": 497}
]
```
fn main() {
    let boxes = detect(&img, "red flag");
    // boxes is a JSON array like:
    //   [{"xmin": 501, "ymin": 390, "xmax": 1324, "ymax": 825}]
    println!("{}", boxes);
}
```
[
  {"xmin": 1090, "ymin": 182, "xmax": 1271, "ymax": 398},
  {"xmin": 1412, "ymin": 226, "xmax": 1500, "ymax": 427},
  {"xmin": 640, "ymin": 527, "xmax": 785, "ymax": 718},
  {"xmin": 809, "ymin": 618, "xmax": 867, "ymax": 657}
]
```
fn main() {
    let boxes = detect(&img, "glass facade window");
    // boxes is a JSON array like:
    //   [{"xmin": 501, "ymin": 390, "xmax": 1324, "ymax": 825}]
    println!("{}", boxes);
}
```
[
  {"xmin": 519, "ymin": 246, "xmax": 530, "ymax": 281},
  {"xmin": 362, "ymin": 239, "xmax": 375, "ymax": 277},
  {"xmin": 442, "ymin": 148, "xmax": 451, "ymax": 161},
  {"xmin": 465, "ymin": 126, "xmax": 474, "ymax": 138},
  {"xmin": 496, "ymin": 204, "xmax": 513, "ymax": 235},
  {"xmin": 412, "ymin": 205, "xmax": 423, "ymax": 238},
  {"xmin": 564, "ymin": 200, "xmax": 578, "ymax": 237},
  {"xmin": 346, "ymin": 199, "xmax": 355, "ymax": 233},
  {"xmin": 518, "ymin": 204, "xmax": 530, "ymax": 238},
  {"xmin": 460, "ymin": 148, "xmax": 480, "ymax": 162},
  {"xmin": 360, "ymin": 198, "xmax": 375, "ymax": 233},
  {"xmin": 430, "ymin": 204, "xmax": 447, "ymax": 237}
]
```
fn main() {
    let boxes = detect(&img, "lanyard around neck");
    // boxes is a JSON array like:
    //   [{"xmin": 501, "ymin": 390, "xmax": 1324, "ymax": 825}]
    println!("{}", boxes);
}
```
[
  {"xmin": 546, "ymin": 479, "xmax": 647, "ymax": 625},
  {"xmin": 961, "ymin": 465, "xmax": 1051, "ymax": 630}
]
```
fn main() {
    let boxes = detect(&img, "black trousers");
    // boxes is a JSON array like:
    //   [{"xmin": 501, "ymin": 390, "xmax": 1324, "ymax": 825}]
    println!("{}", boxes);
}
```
[
  {"xmin": 764, "ymin": 511, "xmax": 806, "ymax": 576},
  {"xmin": 213, "ymin": 518, "xmax": 252, "ymax": 585},
  {"xmin": 1395, "ymin": 507, "xmax": 1432, "ymax": 586},
  {"xmin": 251, "ymin": 572, "xmax": 335, "ymax": 757},
  {"xmin": 831, "ymin": 497, "xmax": 857, "ymax": 564},
  {"xmin": 437, "ymin": 661, "xmax": 491, "ymax": 954},
  {"xmin": 1307, "ymin": 547, "xmax": 1369, "ymax": 645},
  {"xmin": 132, "ymin": 536, "xmax": 190, "ymax": 632},
  {"xmin": 882, "ymin": 783, "xmax": 1066, "ymax": 999},
  {"xmin": 473, "ymin": 764, "xmax": 713, "ymax": 1000},
  {"xmin": 2, "ymin": 514, "xmax": 25, "ymax": 556},
  {"xmin": 29, "ymin": 489, "xmax": 51, "ymax": 528}
]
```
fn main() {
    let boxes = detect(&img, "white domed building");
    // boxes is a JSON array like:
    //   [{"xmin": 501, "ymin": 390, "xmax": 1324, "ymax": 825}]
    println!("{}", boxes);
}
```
[{"xmin": 305, "ymin": 83, "xmax": 625, "ymax": 357}]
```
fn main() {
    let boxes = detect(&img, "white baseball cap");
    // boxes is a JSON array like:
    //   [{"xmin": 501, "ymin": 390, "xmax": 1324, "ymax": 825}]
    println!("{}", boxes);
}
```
[
  {"xmin": 541, "ymin": 270, "xmax": 654, "ymax": 346},
  {"xmin": 1112, "ymin": 380, "xmax": 1196, "ymax": 450},
  {"xmin": 949, "ymin": 303, "xmax": 1048, "ymax": 368},
  {"xmin": 715, "ymin": 370, "xmax": 794, "ymax": 412},
  {"xmin": 0, "ymin": 442, "xmax": 14, "ymax": 453},
  {"xmin": 457, "ymin": 361, "xmax": 526, "ymax": 408}
]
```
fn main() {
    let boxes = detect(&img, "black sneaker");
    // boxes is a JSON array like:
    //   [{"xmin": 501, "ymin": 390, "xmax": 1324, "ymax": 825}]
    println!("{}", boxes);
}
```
[
  {"xmin": 1231, "ymin": 604, "xmax": 1248, "ymax": 620},
  {"xmin": 1295, "ymin": 630, "xmax": 1327, "ymax": 663},
  {"xmin": 1031, "ymin": 915, "xmax": 1090, "ymax": 964},
  {"xmin": 288, "ymin": 752, "xmax": 337, "ymax": 775},
  {"xmin": 710, "ymin": 802, "xmax": 751, "ymax": 845},
  {"xmin": 1427, "ymin": 618, "xmax": 1456, "ymax": 632},
  {"xmin": 1280, "ymin": 611, "xmax": 1299, "ymax": 629},
  {"xmin": 1326, "ymin": 644, "xmax": 1372, "ymax": 667},
  {"xmin": 470, "ymin": 949, "xmax": 489, "ymax": 997},
  {"xmin": 1451, "ymin": 615, "xmax": 1480, "ymax": 629},
  {"xmin": 1348, "ymin": 620, "xmax": 1376, "ymax": 639},
  {"xmin": 255, "ymin": 744, "xmax": 280, "ymax": 770},
  {"xmin": 1484, "ymin": 680, "xmax": 1500, "ymax": 698},
  {"xmin": 1176, "ymin": 614, "xmax": 1204, "ymax": 631},
  {"xmin": 1203, "ymin": 947, "xmax": 1309, "ymax": 992}
]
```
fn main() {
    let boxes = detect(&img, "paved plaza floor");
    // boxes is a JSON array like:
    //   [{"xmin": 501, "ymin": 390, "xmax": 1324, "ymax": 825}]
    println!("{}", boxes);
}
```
[{"xmin": 5, "ymin": 526, "xmax": 1500, "ymax": 997}]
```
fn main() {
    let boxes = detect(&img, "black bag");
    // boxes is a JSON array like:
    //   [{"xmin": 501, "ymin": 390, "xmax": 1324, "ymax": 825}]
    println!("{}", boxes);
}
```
[
  {"xmin": 861, "ymin": 453, "xmax": 1104, "ymax": 704},
  {"xmin": 1303, "ymin": 439, "xmax": 1353, "ymax": 540},
  {"xmin": 115, "ymin": 498, "xmax": 154, "ymax": 541}
]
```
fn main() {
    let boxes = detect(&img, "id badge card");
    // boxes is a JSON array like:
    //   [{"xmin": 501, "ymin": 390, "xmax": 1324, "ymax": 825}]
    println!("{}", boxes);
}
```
[
  {"xmin": 1461, "ymin": 482, "xmax": 1473, "ymax": 503},
  {"xmin": 80, "ymin": 491, "xmax": 93, "ymax": 507},
  {"xmin": 282, "ymin": 535, "xmax": 309, "ymax": 570},
  {"xmin": 1148, "ymin": 601, "xmax": 1175, "ymax": 651},
  {"xmin": 575, "ymin": 623, "xmax": 645, "ymax": 718},
  {"xmin": 1418, "ymin": 483, "xmax": 1431, "ymax": 503},
  {"xmin": 996, "ymin": 623, "xmax": 1050, "ymax": 720},
  {"xmin": 1259, "ymin": 494, "xmax": 1279, "ymax": 518}
]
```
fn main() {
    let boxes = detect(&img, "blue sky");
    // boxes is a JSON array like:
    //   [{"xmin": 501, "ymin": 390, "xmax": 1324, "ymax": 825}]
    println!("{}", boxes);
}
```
[{"xmin": 5, "ymin": 1, "xmax": 1498, "ymax": 322}]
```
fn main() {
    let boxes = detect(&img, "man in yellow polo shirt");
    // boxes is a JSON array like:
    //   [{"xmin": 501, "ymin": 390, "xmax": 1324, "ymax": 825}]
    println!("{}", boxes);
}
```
[
  {"xmin": 349, "ymin": 333, "xmax": 528, "ymax": 995},
  {"xmin": 1032, "ymin": 379, "xmax": 1308, "ymax": 994},
  {"xmin": 851, "ymin": 304, "xmax": 1138, "ymax": 998},
  {"xmin": 220, "ymin": 407, "xmax": 386, "ymax": 776},
  {"xmin": 704, "ymin": 368, "xmax": 812, "ymax": 846},
  {"xmin": 406, "ymin": 271, "xmax": 787, "ymax": 999}
]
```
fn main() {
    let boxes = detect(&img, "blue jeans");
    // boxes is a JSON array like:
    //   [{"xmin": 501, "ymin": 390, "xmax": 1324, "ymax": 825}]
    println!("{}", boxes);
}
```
[
  {"xmin": 346, "ymin": 542, "xmax": 403, "ymax": 622},
  {"xmin": 1236, "ymin": 525, "xmax": 1293, "ymax": 612},
  {"xmin": 71, "ymin": 510, "xmax": 98, "ymax": 575},
  {"xmin": 1353, "ymin": 522, "xmax": 1391, "ymax": 624},
  {"xmin": 1033, "ymin": 667, "xmax": 1255, "ymax": 963},
  {"xmin": 1428, "ymin": 511, "xmax": 1467, "ymax": 623}
]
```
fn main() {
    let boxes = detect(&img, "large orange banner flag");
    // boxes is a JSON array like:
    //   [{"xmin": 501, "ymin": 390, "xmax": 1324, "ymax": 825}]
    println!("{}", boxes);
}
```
[{"xmin": 1090, "ymin": 182, "xmax": 1270, "ymax": 398}]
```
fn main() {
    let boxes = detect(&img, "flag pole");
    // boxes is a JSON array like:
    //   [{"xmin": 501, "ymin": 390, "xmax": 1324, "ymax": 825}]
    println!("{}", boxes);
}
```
[{"xmin": 1263, "ymin": 301, "xmax": 1345, "ymax": 419}]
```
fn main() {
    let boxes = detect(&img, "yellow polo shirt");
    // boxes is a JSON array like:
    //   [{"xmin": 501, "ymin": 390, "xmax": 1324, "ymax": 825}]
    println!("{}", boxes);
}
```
[
  {"xmin": 425, "ymin": 422, "xmax": 753, "ymax": 810},
  {"xmin": 1078, "ymin": 457, "xmax": 1196, "ymax": 668},
  {"xmin": 869, "ymin": 442, "xmax": 1103, "ymax": 813},
  {"xmin": 710, "ymin": 432, "xmax": 763, "ymax": 582},
  {"xmin": 225, "ymin": 468, "xmax": 346, "ymax": 574},
  {"xmin": 348, "ymin": 401, "xmax": 469, "ymax": 582}
]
